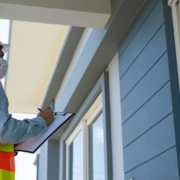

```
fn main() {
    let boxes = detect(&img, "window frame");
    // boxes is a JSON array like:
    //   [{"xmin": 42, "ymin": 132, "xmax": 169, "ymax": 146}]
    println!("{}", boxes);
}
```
[
  {"xmin": 65, "ymin": 94, "xmax": 103, "ymax": 180},
  {"xmin": 65, "ymin": 123, "xmax": 84, "ymax": 180},
  {"xmin": 60, "ymin": 72, "xmax": 113, "ymax": 180}
]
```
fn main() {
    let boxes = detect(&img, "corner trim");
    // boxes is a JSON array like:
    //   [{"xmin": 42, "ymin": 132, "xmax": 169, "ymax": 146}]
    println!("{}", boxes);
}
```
[
  {"xmin": 168, "ymin": 0, "xmax": 180, "ymax": 93},
  {"xmin": 168, "ymin": 0, "xmax": 178, "ymax": 6},
  {"xmin": 163, "ymin": 0, "xmax": 180, "ymax": 177}
]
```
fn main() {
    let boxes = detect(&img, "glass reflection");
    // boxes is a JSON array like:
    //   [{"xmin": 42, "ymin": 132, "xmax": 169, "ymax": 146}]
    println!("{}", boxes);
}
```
[
  {"xmin": 70, "ymin": 131, "xmax": 82, "ymax": 180},
  {"xmin": 92, "ymin": 113, "xmax": 105, "ymax": 180}
]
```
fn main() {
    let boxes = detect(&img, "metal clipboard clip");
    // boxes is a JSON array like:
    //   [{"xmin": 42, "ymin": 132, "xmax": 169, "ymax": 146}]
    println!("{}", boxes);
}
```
[{"xmin": 53, "ymin": 112, "xmax": 66, "ymax": 116}]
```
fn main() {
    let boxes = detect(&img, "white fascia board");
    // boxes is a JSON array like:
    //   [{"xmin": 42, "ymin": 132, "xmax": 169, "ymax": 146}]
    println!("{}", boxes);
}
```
[{"xmin": 0, "ymin": 3, "xmax": 110, "ymax": 29}]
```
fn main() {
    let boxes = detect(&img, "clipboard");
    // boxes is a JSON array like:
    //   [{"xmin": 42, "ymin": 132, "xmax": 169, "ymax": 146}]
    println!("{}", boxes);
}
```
[{"xmin": 14, "ymin": 112, "xmax": 75, "ymax": 153}]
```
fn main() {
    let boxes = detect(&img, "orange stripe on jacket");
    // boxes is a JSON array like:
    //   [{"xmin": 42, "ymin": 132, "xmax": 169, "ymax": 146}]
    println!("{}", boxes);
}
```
[{"xmin": 0, "ymin": 150, "xmax": 15, "ymax": 172}]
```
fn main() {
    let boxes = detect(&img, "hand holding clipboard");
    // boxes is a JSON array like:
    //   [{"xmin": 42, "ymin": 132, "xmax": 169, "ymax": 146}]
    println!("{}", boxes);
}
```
[{"xmin": 14, "ymin": 111, "xmax": 74, "ymax": 153}]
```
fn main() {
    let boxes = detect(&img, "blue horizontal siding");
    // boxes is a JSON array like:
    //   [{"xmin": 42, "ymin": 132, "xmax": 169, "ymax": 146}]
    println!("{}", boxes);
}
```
[
  {"xmin": 124, "ymin": 113, "xmax": 176, "ymax": 172},
  {"xmin": 125, "ymin": 147, "xmax": 179, "ymax": 180},
  {"xmin": 118, "ymin": 0, "xmax": 179, "ymax": 178},
  {"xmin": 119, "ymin": 0, "xmax": 164, "ymax": 78},
  {"xmin": 118, "ymin": 0, "xmax": 158, "ymax": 57},
  {"xmin": 120, "ymin": 24, "xmax": 167, "ymax": 100},
  {"xmin": 121, "ymin": 53, "xmax": 170, "ymax": 123},
  {"xmin": 122, "ymin": 82, "xmax": 173, "ymax": 147}
]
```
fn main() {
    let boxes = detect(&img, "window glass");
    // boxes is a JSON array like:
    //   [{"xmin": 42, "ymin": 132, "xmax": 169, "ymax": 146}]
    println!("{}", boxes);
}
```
[
  {"xmin": 69, "ymin": 131, "xmax": 82, "ymax": 180},
  {"xmin": 91, "ymin": 113, "xmax": 105, "ymax": 180}
]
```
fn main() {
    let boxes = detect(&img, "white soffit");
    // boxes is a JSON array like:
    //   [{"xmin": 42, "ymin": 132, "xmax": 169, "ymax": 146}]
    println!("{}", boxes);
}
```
[{"xmin": 5, "ymin": 21, "xmax": 69, "ymax": 114}]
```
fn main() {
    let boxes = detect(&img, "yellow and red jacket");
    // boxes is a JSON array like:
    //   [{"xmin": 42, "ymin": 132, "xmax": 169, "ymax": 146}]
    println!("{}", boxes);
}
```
[{"xmin": 0, "ymin": 81, "xmax": 15, "ymax": 180}]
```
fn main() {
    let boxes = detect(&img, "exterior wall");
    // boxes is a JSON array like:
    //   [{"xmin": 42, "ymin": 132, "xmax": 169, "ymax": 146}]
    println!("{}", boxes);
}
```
[
  {"xmin": 38, "ymin": 142, "xmax": 48, "ymax": 180},
  {"xmin": 31, "ymin": 0, "xmax": 154, "ymax": 179},
  {"xmin": 118, "ymin": 0, "xmax": 180, "ymax": 179},
  {"xmin": 59, "ymin": 137, "xmax": 63, "ymax": 180},
  {"xmin": 47, "ymin": 140, "xmax": 59, "ymax": 180},
  {"xmin": 106, "ymin": 53, "xmax": 124, "ymax": 180},
  {"xmin": 36, "ymin": 0, "xmax": 176, "ymax": 179}
]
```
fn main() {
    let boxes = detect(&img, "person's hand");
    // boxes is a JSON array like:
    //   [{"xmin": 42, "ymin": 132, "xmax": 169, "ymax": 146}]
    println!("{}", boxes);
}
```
[
  {"xmin": 14, "ymin": 151, "xmax": 18, "ymax": 156},
  {"xmin": 38, "ymin": 107, "xmax": 54, "ymax": 126}
]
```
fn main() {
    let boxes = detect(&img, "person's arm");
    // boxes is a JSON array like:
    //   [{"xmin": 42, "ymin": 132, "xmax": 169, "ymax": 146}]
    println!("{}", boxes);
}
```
[
  {"xmin": 0, "ymin": 113, "xmax": 47, "ymax": 144},
  {"xmin": 0, "ymin": 85, "xmax": 54, "ymax": 144}
]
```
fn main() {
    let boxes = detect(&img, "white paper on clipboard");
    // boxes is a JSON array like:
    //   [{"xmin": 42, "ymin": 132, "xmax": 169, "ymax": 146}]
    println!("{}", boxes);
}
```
[{"xmin": 14, "ymin": 113, "xmax": 74, "ymax": 153}]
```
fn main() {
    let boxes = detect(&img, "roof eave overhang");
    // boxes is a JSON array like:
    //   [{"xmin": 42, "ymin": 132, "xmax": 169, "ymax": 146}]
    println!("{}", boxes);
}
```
[
  {"xmin": 40, "ymin": 0, "xmax": 146, "ymax": 113},
  {"xmin": 40, "ymin": 0, "xmax": 146, "ymax": 140},
  {"xmin": 55, "ymin": 0, "xmax": 146, "ymax": 113},
  {"xmin": 40, "ymin": 27, "xmax": 84, "ymax": 110}
]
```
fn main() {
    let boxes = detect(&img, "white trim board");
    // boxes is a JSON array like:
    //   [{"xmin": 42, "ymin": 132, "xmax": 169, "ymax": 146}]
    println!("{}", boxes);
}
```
[
  {"xmin": 0, "ymin": 3, "xmax": 110, "ymax": 29},
  {"xmin": 168, "ymin": 0, "xmax": 180, "ymax": 91}
]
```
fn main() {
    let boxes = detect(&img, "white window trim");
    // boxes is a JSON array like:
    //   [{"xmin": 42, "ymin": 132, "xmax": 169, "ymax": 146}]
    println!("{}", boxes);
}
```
[
  {"xmin": 65, "ymin": 123, "xmax": 84, "ymax": 180},
  {"xmin": 168, "ymin": 0, "xmax": 180, "ymax": 90},
  {"xmin": 65, "ymin": 93, "xmax": 102, "ymax": 180},
  {"xmin": 82, "ymin": 93, "xmax": 102, "ymax": 126}
]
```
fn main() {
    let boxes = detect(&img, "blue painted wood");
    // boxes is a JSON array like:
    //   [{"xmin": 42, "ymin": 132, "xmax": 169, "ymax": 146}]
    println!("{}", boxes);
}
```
[
  {"xmin": 125, "ymin": 147, "xmax": 179, "ymax": 180},
  {"xmin": 118, "ymin": 0, "xmax": 180, "ymax": 178},
  {"xmin": 118, "ymin": 0, "xmax": 158, "ymax": 58},
  {"xmin": 122, "ymin": 82, "xmax": 173, "ymax": 147},
  {"xmin": 121, "ymin": 53, "xmax": 170, "ymax": 123},
  {"xmin": 119, "ymin": 0, "xmax": 164, "ymax": 78},
  {"xmin": 124, "ymin": 113, "xmax": 176, "ymax": 172},
  {"xmin": 120, "ymin": 25, "xmax": 167, "ymax": 100}
]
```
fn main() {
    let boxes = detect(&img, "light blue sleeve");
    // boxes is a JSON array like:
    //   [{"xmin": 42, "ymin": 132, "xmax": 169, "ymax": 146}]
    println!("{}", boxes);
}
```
[{"xmin": 0, "ymin": 85, "xmax": 48, "ymax": 144}]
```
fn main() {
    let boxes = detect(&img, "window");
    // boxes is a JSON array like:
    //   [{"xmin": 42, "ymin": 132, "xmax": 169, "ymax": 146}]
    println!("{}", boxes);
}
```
[
  {"xmin": 66, "ymin": 94, "xmax": 104, "ymax": 180},
  {"xmin": 69, "ymin": 131, "xmax": 83, "ymax": 180},
  {"xmin": 89, "ymin": 112, "xmax": 105, "ymax": 180}
]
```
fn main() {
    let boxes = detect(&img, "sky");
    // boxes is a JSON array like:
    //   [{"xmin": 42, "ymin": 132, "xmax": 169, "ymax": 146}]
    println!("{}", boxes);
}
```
[{"xmin": 0, "ymin": 19, "xmax": 37, "ymax": 180}]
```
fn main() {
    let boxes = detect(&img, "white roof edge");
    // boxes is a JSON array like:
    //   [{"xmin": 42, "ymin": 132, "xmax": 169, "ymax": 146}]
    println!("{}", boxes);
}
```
[{"xmin": 39, "ymin": 27, "xmax": 84, "ymax": 110}]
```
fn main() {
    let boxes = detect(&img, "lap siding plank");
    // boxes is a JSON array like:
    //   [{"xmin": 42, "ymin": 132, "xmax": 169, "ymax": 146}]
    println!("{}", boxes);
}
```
[
  {"xmin": 120, "ymin": 25, "xmax": 167, "ymax": 100},
  {"xmin": 118, "ymin": 0, "xmax": 159, "ymax": 58},
  {"xmin": 124, "ymin": 113, "xmax": 176, "ymax": 172},
  {"xmin": 119, "ymin": 0, "xmax": 164, "ymax": 78},
  {"xmin": 121, "ymin": 53, "xmax": 170, "ymax": 123},
  {"xmin": 125, "ymin": 147, "xmax": 179, "ymax": 180},
  {"xmin": 122, "ymin": 82, "xmax": 173, "ymax": 147}
]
